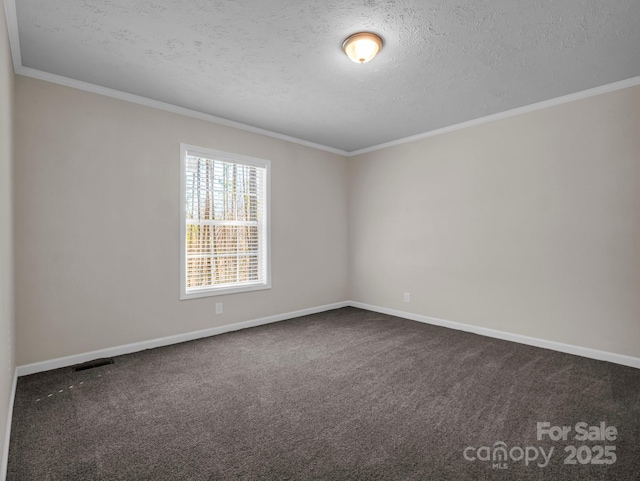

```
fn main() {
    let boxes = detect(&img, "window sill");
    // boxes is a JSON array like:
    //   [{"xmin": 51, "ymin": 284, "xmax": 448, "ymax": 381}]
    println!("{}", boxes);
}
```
[{"xmin": 180, "ymin": 282, "xmax": 271, "ymax": 300}]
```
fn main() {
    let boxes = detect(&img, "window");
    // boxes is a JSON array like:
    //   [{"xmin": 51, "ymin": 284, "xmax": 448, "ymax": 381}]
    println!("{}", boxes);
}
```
[{"xmin": 180, "ymin": 144, "xmax": 270, "ymax": 299}]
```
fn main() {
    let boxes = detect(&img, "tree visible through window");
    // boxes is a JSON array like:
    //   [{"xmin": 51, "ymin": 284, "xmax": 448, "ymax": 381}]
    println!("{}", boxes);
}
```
[{"xmin": 180, "ymin": 145, "xmax": 270, "ymax": 299}]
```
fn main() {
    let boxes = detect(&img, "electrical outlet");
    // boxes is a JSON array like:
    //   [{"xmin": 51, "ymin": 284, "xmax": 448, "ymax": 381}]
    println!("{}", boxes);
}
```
[
  {"xmin": 403, "ymin": 292, "xmax": 410, "ymax": 303},
  {"xmin": 215, "ymin": 302, "xmax": 223, "ymax": 315}
]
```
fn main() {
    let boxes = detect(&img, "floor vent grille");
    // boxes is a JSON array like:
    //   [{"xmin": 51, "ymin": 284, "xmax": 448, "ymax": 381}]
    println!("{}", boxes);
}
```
[{"xmin": 73, "ymin": 358, "xmax": 115, "ymax": 372}]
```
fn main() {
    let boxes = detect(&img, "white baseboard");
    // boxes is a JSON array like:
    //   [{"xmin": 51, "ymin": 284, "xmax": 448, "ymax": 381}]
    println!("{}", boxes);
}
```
[
  {"xmin": 15, "ymin": 300, "xmax": 640, "ymax": 378},
  {"xmin": 4, "ymin": 299, "xmax": 639, "ymax": 480},
  {"xmin": 1, "ymin": 369, "xmax": 17, "ymax": 481},
  {"xmin": 349, "ymin": 301, "xmax": 640, "ymax": 370},
  {"xmin": 16, "ymin": 301, "xmax": 350, "ymax": 377}
]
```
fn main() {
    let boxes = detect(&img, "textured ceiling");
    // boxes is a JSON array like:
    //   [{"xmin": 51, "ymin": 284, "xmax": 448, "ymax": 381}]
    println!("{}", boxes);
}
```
[{"xmin": 11, "ymin": 0, "xmax": 640, "ymax": 153}]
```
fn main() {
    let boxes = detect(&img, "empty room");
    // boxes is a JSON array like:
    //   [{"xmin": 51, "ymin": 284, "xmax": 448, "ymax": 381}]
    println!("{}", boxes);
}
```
[{"xmin": 1, "ymin": 1, "xmax": 640, "ymax": 480}]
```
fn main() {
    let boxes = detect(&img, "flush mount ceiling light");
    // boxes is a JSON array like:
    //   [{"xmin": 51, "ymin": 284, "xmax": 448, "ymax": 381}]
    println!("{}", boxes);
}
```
[{"xmin": 342, "ymin": 32, "xmax": 383, "ymax": 64}]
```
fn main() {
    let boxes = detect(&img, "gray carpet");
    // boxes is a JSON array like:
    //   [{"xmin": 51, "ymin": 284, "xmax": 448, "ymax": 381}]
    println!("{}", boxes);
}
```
[{"xmin": 7, "ymin": 307, "xmax": 640, "ymax": 480}]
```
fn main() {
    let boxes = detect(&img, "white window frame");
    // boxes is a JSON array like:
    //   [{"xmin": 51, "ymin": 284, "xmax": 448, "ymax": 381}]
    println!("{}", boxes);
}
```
[{"xmin": 180, "ymin": 144, "xmax": 271, "ymax": 299}]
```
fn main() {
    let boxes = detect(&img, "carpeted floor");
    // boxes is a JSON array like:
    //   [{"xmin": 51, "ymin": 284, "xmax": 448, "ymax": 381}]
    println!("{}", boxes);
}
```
[{"xmin": 7, "ymin": 307, "xmax": 640, "ymax": 480}]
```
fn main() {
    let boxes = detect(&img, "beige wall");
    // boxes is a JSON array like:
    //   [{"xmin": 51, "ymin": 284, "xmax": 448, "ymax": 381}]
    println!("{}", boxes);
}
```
[
  {"xmin": 0, "ymin": 0, "xmax": 15, "ymax": 469},
  {"xmin": 10, "ymin": 60, "xmax": 640, "ymax": 367},
  {"xmin": 14, "ymin": 77, "xmax": 349, "ymax": 365},
  {"xmin": 349, "ymin": 85, "xmax": 640, "ymax": 358}
]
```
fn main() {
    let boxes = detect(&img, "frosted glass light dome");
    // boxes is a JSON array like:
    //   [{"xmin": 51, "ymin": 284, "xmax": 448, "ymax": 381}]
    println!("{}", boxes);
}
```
[{"xmin": 342, "ymin": 32, "xmax": 383, "ymax": 64}]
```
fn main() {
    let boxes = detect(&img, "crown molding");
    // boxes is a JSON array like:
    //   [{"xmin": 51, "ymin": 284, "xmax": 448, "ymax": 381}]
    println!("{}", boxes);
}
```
[
  {"xmin": 15, "ymin": 66, "xmax": 350, "ymax": 156},
  {"xmin": 3, "ymin": 0, "xmax": 21, "ymax": 69},
  {"xmin": 4, "ymin": 2, "xmax": 347, "ymax": 156},
  {"xmin": 4, "ymin": 0, "xmax": 640, "ymax": 157},
  {"xmin": 347, "ymin": 75, "xmax": 640, "ymax": 157}
]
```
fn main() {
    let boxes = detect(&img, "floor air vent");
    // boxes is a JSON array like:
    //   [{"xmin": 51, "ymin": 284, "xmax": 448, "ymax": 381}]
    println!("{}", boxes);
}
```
[{"xmin": 73, "ymin": 358, "xmax": 115, "ymax": 372}]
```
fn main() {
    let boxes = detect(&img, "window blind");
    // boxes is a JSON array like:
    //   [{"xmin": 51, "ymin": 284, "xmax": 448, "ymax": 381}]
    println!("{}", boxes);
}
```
[{"xmin": 183, "ymin": 149, "xmax": 268, "ymax": 296}]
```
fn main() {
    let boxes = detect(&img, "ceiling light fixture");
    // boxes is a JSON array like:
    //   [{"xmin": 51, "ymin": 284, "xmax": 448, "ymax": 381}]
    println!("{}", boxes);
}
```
[{"xmin": 342, "ymin": 32, "xmax": 383, "ymax": 64}]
